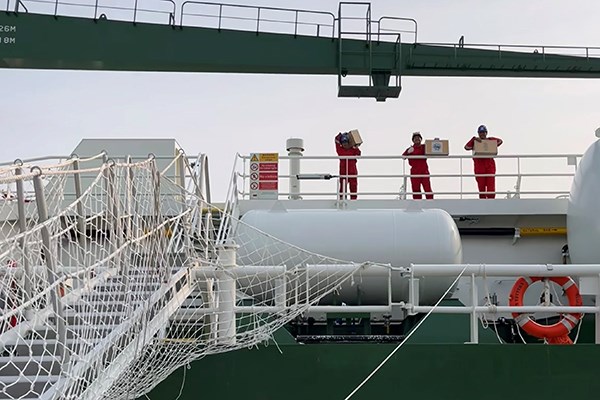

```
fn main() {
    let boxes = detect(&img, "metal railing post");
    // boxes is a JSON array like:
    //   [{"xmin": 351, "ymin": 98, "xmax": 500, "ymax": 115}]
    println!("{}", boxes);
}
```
[
  {"xmin": 71, "ymin": 157, "xmax": 89, "ymax": 279},
  {"xmin": 32, "ymin": 168, "xmax": 69, "ymax": 365},
  {"xmin": 121, "ymin": 155, "xmax": 134, "ymax": 285},
  {"xmin": 217, "ymin": 244, "xmax": 238, "ymax": 344},
  {"xmin": 256, "ymin": 7, "xmax": 261, "ymax": 34},
  {"xmin": 151, "ymin": 157, "xmax": 169, "ymax": 282},
  {"xmin": 596, "ymin": 273, "xmax": 600, "ymax": 344},
  {"xmin": 104, "ymin": 161, "xmax": 120, "ymax": 271},
  {"xmin": 15, "ymin": 163, "xmax": 33, "ymax": 321},
  {"xmin": 470, "ymin": 273, "xmax": 478, "ymax": 344}
]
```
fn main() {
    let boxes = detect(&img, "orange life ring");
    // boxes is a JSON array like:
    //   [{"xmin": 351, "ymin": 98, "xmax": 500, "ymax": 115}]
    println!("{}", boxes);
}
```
[{"xmin": 509, "ymin": 276, "xmax": 582, "ymax": 339}]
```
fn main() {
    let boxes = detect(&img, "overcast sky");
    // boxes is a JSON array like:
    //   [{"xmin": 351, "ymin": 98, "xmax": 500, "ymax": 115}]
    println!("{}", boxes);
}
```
[{"xmin": 2, "ymin": 0, "xmax": 600, "ymax": 200}]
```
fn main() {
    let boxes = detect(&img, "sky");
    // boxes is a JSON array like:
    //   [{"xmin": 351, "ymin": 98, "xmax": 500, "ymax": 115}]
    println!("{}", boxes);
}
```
[{"xmin": 2, "ymin": 0, "xmax": 600, "ymax": 200}]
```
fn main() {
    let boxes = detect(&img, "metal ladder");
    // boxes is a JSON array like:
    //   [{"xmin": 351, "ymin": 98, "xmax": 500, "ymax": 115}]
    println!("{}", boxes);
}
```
[{"xmin": 337, "ymin": 2, "xmax": 402, "ymax": 101}]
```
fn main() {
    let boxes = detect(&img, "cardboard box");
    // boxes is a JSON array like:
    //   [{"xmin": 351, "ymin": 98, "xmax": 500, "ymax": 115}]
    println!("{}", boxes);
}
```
[
  {"xmin": 425, "ymin": 138, "xmax": 449, "ymax": 156},
  {"xmin": 348, "ymin": 129, "xmax": 363, "ymax": 147},
  {"xmin": 473, "ymin": 139, "xmax": 498, "ymax": 155}
]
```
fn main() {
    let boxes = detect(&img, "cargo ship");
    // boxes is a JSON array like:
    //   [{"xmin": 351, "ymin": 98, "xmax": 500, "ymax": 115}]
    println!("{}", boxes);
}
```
[{"xmin": 1, "ymin": 2, "xmax": 600, "ymax": 400}]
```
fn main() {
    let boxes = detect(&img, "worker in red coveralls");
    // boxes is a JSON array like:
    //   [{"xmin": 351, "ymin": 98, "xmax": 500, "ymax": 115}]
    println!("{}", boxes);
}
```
[
  {"xmin": 402, "ymin": 132, "xmax": 433, "ymax": 199},
  {"xmin": 464, "ymin": 124, "xmax": 503, "ymax": 199},
  {"xmin": 335, "ymin": 132, "xmax": 361, "ymax": 200}
]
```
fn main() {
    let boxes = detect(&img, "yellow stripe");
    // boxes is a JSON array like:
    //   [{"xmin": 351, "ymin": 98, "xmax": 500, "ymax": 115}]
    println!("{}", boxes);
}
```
[{"xmin": 519, "ymin": 227, "xmax": 567, "ymax": 236}]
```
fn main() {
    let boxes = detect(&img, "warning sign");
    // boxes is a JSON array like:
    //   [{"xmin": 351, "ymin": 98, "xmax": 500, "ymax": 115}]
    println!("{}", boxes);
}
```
[{"xmin": 249, "ymin": 153, "xmax": 279, "ymax": 200}]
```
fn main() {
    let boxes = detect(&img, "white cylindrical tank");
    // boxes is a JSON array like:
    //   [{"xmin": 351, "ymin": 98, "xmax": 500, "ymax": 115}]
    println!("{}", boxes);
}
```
[
  {"xmin": 568, "ymin": 139, "xmax": 600, "ymax": 263},
  {"xmin": 235, "ymin": 208, "xmax": 462, "ymax": 305}
]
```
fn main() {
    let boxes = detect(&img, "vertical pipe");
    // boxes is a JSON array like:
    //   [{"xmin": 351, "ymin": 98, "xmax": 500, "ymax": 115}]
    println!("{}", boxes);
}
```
[
  {"xmin": 470, "ymin": 273, "xmax": 479, "ymax": 344},
  {"xmin": 32, "ymin": 168, "xmax": 69, "ymax": 365},
  {"xmin": 286, "ymin": 138, "xmax": 304, "ymax": 200},
  {"xmin": 217, "ymin": 244, "xmax": 238, "ymax": 345},
  {"xmin": 15, "ymin": 164, "xmax": 33, "ymax": 320}
]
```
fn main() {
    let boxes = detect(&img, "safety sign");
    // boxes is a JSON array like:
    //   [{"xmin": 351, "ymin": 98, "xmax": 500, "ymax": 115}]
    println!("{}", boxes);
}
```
[{"xmin": 249, "ymin": 153, "xmax": 278, "ymax": 199}]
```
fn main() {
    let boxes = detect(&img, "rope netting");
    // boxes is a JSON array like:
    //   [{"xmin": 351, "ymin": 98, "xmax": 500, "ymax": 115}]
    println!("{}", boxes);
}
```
[{"xmin": 0, "ymin": 153, "xmax": 363, "ymax": 400}]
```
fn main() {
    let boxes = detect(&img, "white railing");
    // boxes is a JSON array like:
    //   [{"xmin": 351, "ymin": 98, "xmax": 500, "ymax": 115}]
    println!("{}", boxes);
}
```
[
  {"xmin": 233, "ymin": 153, "xmax": 581, "ymax": 200},
  {"xmin": 408, "ymin": 263, "xmax": 600, "ymax": 344}
]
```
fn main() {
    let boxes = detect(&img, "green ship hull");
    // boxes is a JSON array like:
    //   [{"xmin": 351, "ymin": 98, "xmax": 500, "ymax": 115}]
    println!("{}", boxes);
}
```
[{"xmin": 146, "ymin": 313, "xmax": 600, "ymax": 399}]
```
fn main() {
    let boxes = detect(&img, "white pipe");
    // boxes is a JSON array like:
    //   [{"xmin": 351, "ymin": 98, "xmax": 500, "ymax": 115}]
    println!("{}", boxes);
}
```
[
  {"xmin": 470, "ymin": 274, "xmax": 478, "ymax": 343},
  {"xmin": 216, "ymin": 246, "xmax": 238, "ymax": 345},
  {"xmin": 172, "ymin": 305, "xmax": 395, "ymax": 319},
  {"xmin": 287, "ymin": 138, "xmax": 304, "ymax": 200},
  {"xmin": 194, "ymin": 265, "xmax": 286, "ymax": 280},
  {"xmin": 410, "ymin": 264, "xmax": 600, "ymax": 277},
  {"xmin": 412, "ymin": 306, "xmax": 599, "ymax": 314},
  {"xmin": 596, "ymin": 273, "xmax": 600, "ymax": 345},
  {"xmin": 195, "ymin": 263, "xmax": 363, "ymax": 279},
  {"xmin": 172, "ymin": 304, "xmax": 599, "ymax": 320}
]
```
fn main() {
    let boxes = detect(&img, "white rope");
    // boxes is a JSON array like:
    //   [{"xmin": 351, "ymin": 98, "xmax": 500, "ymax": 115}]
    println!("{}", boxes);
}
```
[{"xmin": 344, "ymin": 264, "xmax": 468, "ymax": 400}]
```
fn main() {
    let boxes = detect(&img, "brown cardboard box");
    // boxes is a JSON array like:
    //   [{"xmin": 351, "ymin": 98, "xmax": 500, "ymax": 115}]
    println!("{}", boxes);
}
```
[
  {"xmin": 425, "ymin": 138, "xmax": 449, "ymax": 156},
  {"xmin": 473, "ymin": 139, "xmax": 498, "ymax": 155},
  {"xmin": 348, "ymin": 130, "xmax": 363, "ymax": 147}
]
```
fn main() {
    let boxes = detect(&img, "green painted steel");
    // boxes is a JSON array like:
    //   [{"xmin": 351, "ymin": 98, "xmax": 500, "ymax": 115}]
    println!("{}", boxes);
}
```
[
  {"xmin": 144, "ymin": 344, "xmax": 600, "ymax": 400},
  {"xmin": 3, "ymin": 12, "xmax": 600, "ymax": 78}
]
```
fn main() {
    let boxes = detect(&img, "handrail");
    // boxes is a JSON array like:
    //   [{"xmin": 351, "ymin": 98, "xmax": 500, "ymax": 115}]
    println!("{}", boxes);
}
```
[
  {"xmin": 418, "ymin": 41, "xmax": 600, "ymax": 60},
  {"xmin": 375, "ymin": 16, "xmax": 417, "ymax": 43},
  {"xmin": 234, "ymin": 152, "xmax": 581, "ymax": 200},
  {"xmin": 180, "ymin": 1, "xmax": 336, "ymax": 38},
  {"xmin": 407, "ymin": 263, "xmax": 600, "ymax": 344},
  {"xmin": 12, "ymin": 0, "xmax": 176, "ymax": 25}
]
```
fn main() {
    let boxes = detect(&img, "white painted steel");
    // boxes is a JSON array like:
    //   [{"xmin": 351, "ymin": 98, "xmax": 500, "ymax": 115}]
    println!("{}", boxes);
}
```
[
  {"xmin": 286, "ymin": 138, "xmax": 304, "ymax": 200},
  {"xmin": 410, "ymin": 263, "xmax": 600, "ymax": 277},
  {"xmin": 237, "ymin": 208, "xmax": 462, "ymax": 305},
  {"xmin": 470, "ymin": 274, "xmax": 478, "ymax": 343},
  {"xmin": 216, "ymin": 246, "xmax": 238, "ymax": 345},
  {"xmin": 412, "ymin": 306, "xmax": 599, "ymax": 314},
  {"xmin": 568, "ymin": 139, "xmax": 600, "ymax": 263}
]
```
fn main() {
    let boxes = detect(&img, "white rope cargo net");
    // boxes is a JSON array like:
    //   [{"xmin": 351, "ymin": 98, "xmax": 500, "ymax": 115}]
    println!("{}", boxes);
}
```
[{"xmin": 0, "ymin": 153, "xmax": 362, "ymax": 400}]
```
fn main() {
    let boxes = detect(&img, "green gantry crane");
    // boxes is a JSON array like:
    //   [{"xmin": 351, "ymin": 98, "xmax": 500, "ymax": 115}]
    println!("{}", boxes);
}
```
[{"xmin": 2, "ymin": 1, "xmax": 600, "ymax": 101}]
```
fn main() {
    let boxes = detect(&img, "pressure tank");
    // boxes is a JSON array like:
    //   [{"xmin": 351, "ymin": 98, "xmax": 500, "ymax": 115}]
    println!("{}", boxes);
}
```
[
  {"xmin": 568, "ymin": 139, "xmax": 600, "ymax": 263},
  {"xmin": 235, "ymin": 208, "xmax": 462, "ymax": 305}
]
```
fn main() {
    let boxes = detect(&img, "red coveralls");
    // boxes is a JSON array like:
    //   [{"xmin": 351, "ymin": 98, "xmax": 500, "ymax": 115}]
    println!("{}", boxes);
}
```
[
  {"xmin": 335, "ymin": 136, "xmax": 361, "ymax": 200},
  {"xmin": 402, "ymin": 144, "xmax": 433, "ymax": 199},
  {"xmin": 465, "ymin": 137, "xmax": 502, "ymax": 199}
]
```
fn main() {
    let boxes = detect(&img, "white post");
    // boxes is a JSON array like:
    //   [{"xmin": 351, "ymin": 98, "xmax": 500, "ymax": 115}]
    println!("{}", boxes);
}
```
[
  {"xmin": 274, "ymin": 276, "xmax": 286, "ymax": 308},
  {"xmin": 286, "ymin": 138, "xmax": 304, "ymax": 200},
  {"xmin": 217, "ymin": 244, "xmax": 238, "ymax": 345},
  {"xmin": 596, "ymin": 273, "xmax": 600, "ymax": 345},
  {"xmin": 470, "ymin": 273, "xmax": 479, "ymax": 344}
]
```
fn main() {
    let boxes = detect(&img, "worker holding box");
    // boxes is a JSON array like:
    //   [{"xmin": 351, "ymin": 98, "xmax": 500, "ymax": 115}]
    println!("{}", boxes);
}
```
[
  {"xmin": 464, "ymin": 124, "xmax": 503, "ymax": 199},
  {"xmin": 402, "ymin": 132, "xmax": 433, "ymax": 199},
  {"xmin": 335, "ymin": 132, "xmax": 361, "ymax": 200}
]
